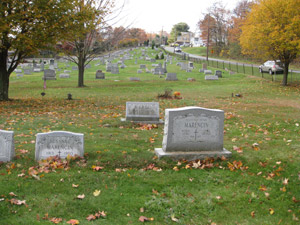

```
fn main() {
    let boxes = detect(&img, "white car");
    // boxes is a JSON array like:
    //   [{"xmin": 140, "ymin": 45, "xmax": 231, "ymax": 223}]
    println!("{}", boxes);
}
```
[
  {"xmin": 259, "ymin": 60, "xmax": 284, "ymax": 75},
  {"xmin": 174, "ymin": 47, "xmax": 182, "ymax": 53}
]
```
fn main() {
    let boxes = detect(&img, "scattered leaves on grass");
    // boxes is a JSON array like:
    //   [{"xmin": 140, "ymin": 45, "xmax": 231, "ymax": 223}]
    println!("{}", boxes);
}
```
[
  {"xmin": 93, "ymin": 190, "xmax": 101, "ymax": 197},
  {"xmin": 139, "ymin": 216, "xmax": 154, "ymax": 222},
  {"xmin": 269, "ymin": 208, "xmax": 274, "ymax": 215},
  {"xmin": 232, "ymin": 146, "xmax": 243, "ymax": 153},
  {"xmin": 76, "ymin": 194, "xmax": 85, "ymax": 200},
  {"xmin": 92, "ymin": 165, "xmax": 104, "ymax": 171},
  {"xmin": 72, "ymin": 184, "xmax": 79, "ymax": 188},
  {"xmin": 252, "ymin": 143, "xmax": 260, "ymax": 151},
  {"xmin": 171, "ymin": 214, "xmax": 179, "ymax": 222},
  {"xmin": 9, "ymin": 192, "xmax": 17, "ymax": 197},
  {"xmin": 292, "ymin": 196, "xmax": 300, "ymax": 203},
  {"xmin": 86, "ymin": 211, "xmax": 106, "ymax": 221},
  {"xmin": 67, "ymin": 219, "xmax": 79, "ymax": 224},
  {"xmin": 228, "ymin": 160, "xmax": 247, "ymax": 171},
  {"xmin": 135, "ymin": 124, "xmax": 158, "ymax": 130},
  {"xmin": 282, "ymin": 178, "xmax": 289, "ymax": 185},
  {"xmin": 50, "ymin": 217, "xmax": 62, "ymax": 224},
  {"xmin": 9, "ymin": 198, "xmax": 26, "ymax": 205},
  {"xmin": 251, "ymin": 211, "xmax": 255, "ymax": 218}
]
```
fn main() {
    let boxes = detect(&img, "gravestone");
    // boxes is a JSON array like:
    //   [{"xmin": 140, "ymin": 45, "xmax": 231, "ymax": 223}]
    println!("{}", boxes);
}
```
[
  {"xmin": 43, "ymin": 69, "xmax": 56, "ymax": 80},
  {"xmin": 137, "ymin": 69, "xmax": 142, "ymax": 74},
  {"xmin": 95, "ymin": 70, "xmax": 105, "ymax": 79},
  {"xmin": 215, "ymin": 70, "xmax": 222, "ymax": 78},
  {"xmin": 205, "ymin": 75, "xmax": 219, "ymax": 80},
  {"xmin": 24, "ymin": 68, "xmax": 32, "ymax": 75},
  {"xmin": 15, "ymin": 69, "xmax": 22, "ymax": 73},
  {"xmin": 199, "ymin": 69, "xmax": 205, "ymax": 73},
  {"xmin": 59, "ymin": 73, "xmax": 70, "ymax": 78},
  {"xmin": 34, "ymin": 68, "xmax": 41, "ymax": 72},
  {"xmin": 35, "ymin": 131, "xmax": 84, "ymax": 160},
  {"xmin": 150, "ymin": 58, "xmax": 156, "ymax": 63},
  {"xmin": 202, "ymin": 63, "xmax": 207, "ymax": 70},
  {"xmin": 129, "ymin": 77, "xmax": 140, "ymax": 81},
  {"xmin": 122, "ymin": 102, "xmax": 162, "ymax": 123},
  {"xmin": 0, "ymin": 130, "xmax": 14, "ymax": 162},
  {"xmin": 111, "ymin": 64, "xmax": 119, "ymax": 74},
  {"xmin": 50, "ymin": 59, "xmax": 55, "ymax": 65},
  {"xmin": 16, "ymin": 74, "xmax": 24, "ymax": 78},
  {"xmin": 140, "ymin": 64, "xmax": 146, "ymax": 69},
  {"xmin": 85, "ymin": 64, "xmax": 91, "ymax": 69},
  {"xmin": 72, "ymin": 66, "xmax": 78, "ymax": 71},
  {"xmin": 64, "ymin": 70, "xmax": 71, "ymax": 73},
  {"xmin": 204, "ymin": 70, "xmax": 212, "ymax": 75},
  {"xmin": 163, "ymin": 61, "xmax": 167, "ymax": 73},
  {"xmin": 106, "ymin": 62, "xmax": 112, "ymax": 72},
  {"xmin": 189, "ymin": 62, "xmax": 194, "ymax": 69},
  {"xmin": 187, "ymin": 78, "xmax": 196, "ymax": 82},
  {"xmin": 166, "ymin": 73, "xmax": 178, "ymax": 81},
  {"xmin": 155, "ymin": 106, "xmax": 231, "ymax": 160}
]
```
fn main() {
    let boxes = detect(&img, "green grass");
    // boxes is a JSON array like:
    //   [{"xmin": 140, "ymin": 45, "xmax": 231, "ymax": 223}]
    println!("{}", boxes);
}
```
[{"xmin": 1, "ymin": 47, "xmax": 300, "ymax": 224}]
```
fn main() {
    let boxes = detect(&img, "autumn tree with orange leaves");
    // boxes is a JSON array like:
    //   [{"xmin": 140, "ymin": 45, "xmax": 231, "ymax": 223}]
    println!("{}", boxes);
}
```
[
  {"xmin": 240, "ymin": 0, "xmax": 300, "ymax": 86},
  {"xmin": 0, "ymin": 0, "xmax": 91, "ymax": 101}
]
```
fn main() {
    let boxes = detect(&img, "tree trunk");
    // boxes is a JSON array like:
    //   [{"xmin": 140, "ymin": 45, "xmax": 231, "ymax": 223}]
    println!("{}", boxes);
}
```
[
  {"xmin": 78, "ymin": 58, "xmax": 85, "ymax": 87},
  {"xmin": 282, "ymin": 62, "xmax": 289, "ymax": 86},
  {"xmin": 77, "ymin": 40, "xmax": 85, "ymax": 87},
  {"xmin": 0, "ymin": 51, "xmax": 9, "ymax": 101}
]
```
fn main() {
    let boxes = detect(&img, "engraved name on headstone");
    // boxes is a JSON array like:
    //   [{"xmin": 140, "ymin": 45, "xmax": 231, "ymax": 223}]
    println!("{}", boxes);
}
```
[
  {"xmin": 125, "ymin": 102, "xmax": 161, "ymax": 123},
  {"xmin": 155, "ymin": 107, "xmax": 231, "ymax": 160},
  {"xmin": 35, "ymin": 131, "xmax": 84, "ymax": 160}
]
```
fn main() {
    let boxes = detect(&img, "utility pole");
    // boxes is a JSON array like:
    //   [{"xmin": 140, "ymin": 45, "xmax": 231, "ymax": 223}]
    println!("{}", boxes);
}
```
[{"xmin": 206, "ymin": 14, "xmax": 210, "ymax": 61}]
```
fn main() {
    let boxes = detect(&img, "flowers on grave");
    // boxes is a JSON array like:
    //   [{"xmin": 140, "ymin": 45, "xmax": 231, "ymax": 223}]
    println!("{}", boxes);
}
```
[{"xmin": 173, "ymin": 91, "xmax": 181, "ymax": 98}]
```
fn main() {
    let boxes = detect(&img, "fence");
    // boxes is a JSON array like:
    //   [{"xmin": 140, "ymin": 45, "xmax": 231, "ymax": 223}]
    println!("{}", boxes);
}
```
[{"xmin": 165, "ymin": 48, "xmax": 300, "ymax": 84}]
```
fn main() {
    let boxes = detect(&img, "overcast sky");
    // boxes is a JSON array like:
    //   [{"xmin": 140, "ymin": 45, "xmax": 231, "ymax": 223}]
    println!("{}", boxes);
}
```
[{"xmin": 116, "ymin": 0, "xmax": 241, "ymax": 34}]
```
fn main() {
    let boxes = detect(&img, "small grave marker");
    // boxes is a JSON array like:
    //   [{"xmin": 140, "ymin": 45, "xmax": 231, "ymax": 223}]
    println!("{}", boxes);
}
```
[
  {"xmin": 0, "ymin": 130, "xmax": 15, "ymax": 162},
  {"xmin": 35, "ymin": 131, "xmax": 84, "ymax": 160}
]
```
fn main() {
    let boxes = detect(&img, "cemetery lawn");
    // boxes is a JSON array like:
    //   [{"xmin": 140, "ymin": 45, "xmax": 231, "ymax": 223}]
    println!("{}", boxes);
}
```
[{"xmin": 1, "ymin": 48, "xmax": 300, "ymax": 224}]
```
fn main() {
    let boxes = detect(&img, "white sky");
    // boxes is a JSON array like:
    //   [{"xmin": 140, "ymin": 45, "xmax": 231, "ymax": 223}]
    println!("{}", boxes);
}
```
[{"xmin": 115, "ymin": 0, "xmax": 241, "ymax": 34}]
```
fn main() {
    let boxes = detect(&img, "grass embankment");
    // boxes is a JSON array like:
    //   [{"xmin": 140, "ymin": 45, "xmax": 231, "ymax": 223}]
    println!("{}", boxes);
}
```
[{"xmin": 0, "ymin": 47, "xmax": 300, "ymax": 224}]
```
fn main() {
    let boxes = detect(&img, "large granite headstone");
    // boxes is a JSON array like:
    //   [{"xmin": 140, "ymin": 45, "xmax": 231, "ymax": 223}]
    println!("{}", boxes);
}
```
[
  {"xmin": 43, "ymin": 69, "xmax": 56, "ymax": 80},
  {"xmin": 155, "ymin": 107, "xmax": 231, "ymax": 160},
  {"xmin": 166, "ymin": 73, "xmax": 178, "ymax": 81},
  {"xmin": 122, "ymin": 102, "xmax": 162, "ymax": 123},
  {"xmin": 0, "ymin": 130, "xmax": 14, "ymax": 162},
  {"xmin": 35, "ymin": 131, "xmax": 84, "ymax": 160}
]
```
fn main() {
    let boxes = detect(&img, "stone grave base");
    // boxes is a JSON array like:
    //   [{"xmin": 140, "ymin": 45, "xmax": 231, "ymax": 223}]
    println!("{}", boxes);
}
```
[
  {"xmin": 121, "ymin": 118, "xmax": 164, "ymax": 124},
  {"xmin": 155, "ymin": 148, "xmax": 232, "ymax": 161}
]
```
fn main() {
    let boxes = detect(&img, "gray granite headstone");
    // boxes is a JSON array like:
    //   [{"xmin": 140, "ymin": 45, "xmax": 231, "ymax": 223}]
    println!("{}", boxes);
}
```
[
  {"xmin": 24, "ymin": 68, "xmax": 32, "ymax": 75},
  {"xmin": 166, "ymin": 73, "xmax": 178, "ymax": 81},
  {"xmin": 72, "ymin": 66, "xmax": 78, "ymax": 71},
  {"xmin": 204, "ymin": 70, "xmax": 212, "ymax": 75},
  {"xmin": 0, "ymin": 130, "xmax": 14, "ymax": 162},
  {"xmin": 95, "ymin": 70, "xmax": 105, "ymax": 79},
  {"xmin": 35, "ymin": 131, "xmax": 84, "ymax": 160},
  {"xmin": 140, "ymin": 64, "xmax": 146, "ymax": 69},
  {"xmin": 124, "ymin": 102, "xmax": 162, "ymax": 123},
  {"xmin": 43, "ymin": 69, "xmax": 56, "ymax": 80},
  {"xmin": 129, "ymin": 77, "xmax": 140, "ymax": 81},
  {"xmin": 137, "ymin": 69, "xmax": 142, "ymax": 74},
  {"xmin": 205, "ymin": 75, "xmax": 219, "ymax": 80},
  {"xmin": 59, "ymin": 73, "xmax": 70, "ymax": 78},
  {"xmin": 202, "ymin": 63, "xmax": 207, "ymax": 70},
  {"xmin": 155, "ymin": 107, "xmax": 231, "ymax": 160},
  {"xmin": 215, "ymin": 70, "xmax": 222, "ymax": 78}
]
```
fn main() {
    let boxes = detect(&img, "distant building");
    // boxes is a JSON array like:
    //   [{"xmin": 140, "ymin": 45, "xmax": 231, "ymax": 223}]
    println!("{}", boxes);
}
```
[{"xmin": 176, "ymin": 32, "xmax": 194, "ymax": 46}]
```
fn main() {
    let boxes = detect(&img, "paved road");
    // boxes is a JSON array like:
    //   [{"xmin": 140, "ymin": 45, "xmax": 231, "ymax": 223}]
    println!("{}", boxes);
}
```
[{"xmin": 164, "ymin": 46, "xmax": 300, "ymax": 74}]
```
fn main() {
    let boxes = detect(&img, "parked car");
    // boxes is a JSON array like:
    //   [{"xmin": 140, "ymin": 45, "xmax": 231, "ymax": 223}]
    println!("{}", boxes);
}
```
[
  {"xmin": 259, "ymin": 60, "xmax": 284, "ymax": 75},
  {"xmin": 174, "ymin": 47, "xmax": 182, "ymax": 53}
]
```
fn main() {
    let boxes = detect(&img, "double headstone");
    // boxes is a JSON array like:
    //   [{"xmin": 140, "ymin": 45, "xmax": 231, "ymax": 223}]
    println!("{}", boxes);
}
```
[
  {"xmin": 0, "ymin": 130, "xmax": 14, "ymax": 162},
  {"xmin": 35, "ymin": 131, "xmax": 84, "ymax": 160},
  {"xmin": 155, "ymin": 107, "xmax": 232, "ymax": 160}
]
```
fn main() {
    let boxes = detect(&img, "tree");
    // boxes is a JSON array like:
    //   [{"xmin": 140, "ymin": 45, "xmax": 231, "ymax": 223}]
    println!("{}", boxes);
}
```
[
  {"xmin": 0, "ymin": 0, "xmax": 83, "ymax": 101},
  {"xmin": 240, "ymin": 0, "xmax": 300, "ymax": 86},
  {"xmin": 227, "ymin": 0, "xmax": 252, "ymax": 57},
  {"xmin": 168, "ymin": 22, "xmax": 189, "ymax": 44},
  {"xmin": 198, "ymin": 2, "xmax": 230, "ymax": 55},
  {"xmin": 60, "ymin": 0, "xmax": 118, "ymax": 87}
]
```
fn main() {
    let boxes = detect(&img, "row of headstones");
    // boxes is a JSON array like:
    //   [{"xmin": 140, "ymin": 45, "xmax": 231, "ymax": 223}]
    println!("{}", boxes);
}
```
[{"xmin": 0, "ymin": 103, "xmax": 231, "ymax": 162}]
